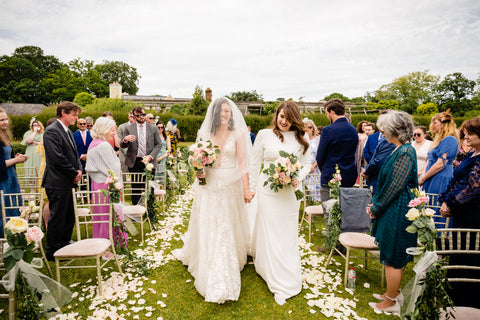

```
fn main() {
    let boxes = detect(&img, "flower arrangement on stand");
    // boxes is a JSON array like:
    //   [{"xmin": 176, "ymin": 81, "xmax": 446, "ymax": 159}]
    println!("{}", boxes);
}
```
[
  {"xmin": 403, "ymin": 188, "xmax": 454, "ymax": 320},
  {"xmin": 1, "ymin": 217, "xmax": 72, "ymax": 318},
  {"xmin": 184, "ymin": 139, "xmax": 220, "ymax": 185},
  {"xmin": 141, "ymin": 156, "xmax": 160, "ymax": 227},
  {"xmin": 101, "ymin": 170, "xmax": 127, "ymax": 250},
  {"xmin": 262, "ymin": 150, "xmax": 304, "ymax": 200},
  {"xmin": 325, "ymin": 165, "xmax": 342, "ymax": 249}
]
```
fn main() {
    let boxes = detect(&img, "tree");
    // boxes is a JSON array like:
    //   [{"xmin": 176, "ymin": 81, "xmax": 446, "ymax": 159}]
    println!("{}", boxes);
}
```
[
  {"xmin": 73, "ymin": 92, "xmax": 95, "ymax": 106},
  {"xmin": 12, "ymin": 46, "xmax": 63, "ymax": 76},
  {"xmin": 324, "ymin": 92, "xmax": 350, "ymax": 102},
  {"xmin": 228, "ymin": 90, "xmax": 263, "ymax": 101},
  {"xmin": 95, "ymin": 61, "xmax": 140, "ymax": 95},
  {"xmin": 434, "ymin": 72, "xmax": 476, "ymax": 116},
  {"xmin": 378, "ymin": 100, "xmax": 400, "ymax": 110},
  {"xmin": 417, "ymin": 102, "xmax": 438, "ymax": 116},
  {"xmin": 373, "ymin": 71, "xmax": 440, "ymax": 114},
  {"xmin": 69, "ymin": 58, "xmax": 109, "ymax": 97},
  {"xmin": 350, "ymin": 97, "xmax": 365, "ymax": 105},
  {"xmin": 185, "ymin": 86, "xmax": 208, "ymax": 115},
  {"xmin": 40, "ymin": 67, "xmax": 85, "ymax": 102}
]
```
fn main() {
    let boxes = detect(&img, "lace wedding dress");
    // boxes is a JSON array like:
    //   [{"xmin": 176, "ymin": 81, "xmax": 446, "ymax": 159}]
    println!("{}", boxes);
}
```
[
  {"xmin": 250, "ymin": 129, "xmax": 311, "ymax": 304},
  {"xmin": 174, "ymin": 133, "xmax": 250, "ymax": 303}
]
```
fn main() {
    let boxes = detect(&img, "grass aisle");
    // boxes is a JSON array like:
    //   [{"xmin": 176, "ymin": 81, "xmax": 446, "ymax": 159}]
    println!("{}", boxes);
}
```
[{"xmin": 43, "ymin": 186, "xmax": 396, "ymax": 320}]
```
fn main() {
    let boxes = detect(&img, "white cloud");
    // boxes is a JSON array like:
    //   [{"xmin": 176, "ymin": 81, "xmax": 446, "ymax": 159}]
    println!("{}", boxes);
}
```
[{"xmin": 0, "ymin": 0, "xmax": 479, "ymax": 101}]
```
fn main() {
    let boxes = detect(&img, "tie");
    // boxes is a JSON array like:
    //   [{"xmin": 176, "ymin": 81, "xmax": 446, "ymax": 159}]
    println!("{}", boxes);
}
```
[
  {"xmin": 82, "ymin": 131, "xmax": 86, "ymax": 145},
  {"xmin": 137, "ymin": 125, "xmax": 146, "ymax": 157}
]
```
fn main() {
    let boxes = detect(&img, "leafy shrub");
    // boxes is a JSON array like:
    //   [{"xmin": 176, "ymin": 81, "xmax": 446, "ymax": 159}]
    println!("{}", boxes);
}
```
[
  {"xmin": 73, "ymin": 92, "xmax": 96, "ymax": 106},
  {"xmin": 417, "ymin": 102, "xmax": 438, "ymax": 116}
]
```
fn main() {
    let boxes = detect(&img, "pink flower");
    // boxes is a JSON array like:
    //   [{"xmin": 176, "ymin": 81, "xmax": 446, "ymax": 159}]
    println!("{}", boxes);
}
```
[
  {"xmin": 114, "ymin": 182, "xmax": 123, "ymax": 190},
  {"xmin": 105, "ymin": 176, "xmax": 114, "ymax": 184},
  {"xmin": 26, "ymin": 226, "xmax": 44, "ymax": 243},
  {"xmin": 335, "ymin": 175, "xmax": 342, "ymax": 181}
]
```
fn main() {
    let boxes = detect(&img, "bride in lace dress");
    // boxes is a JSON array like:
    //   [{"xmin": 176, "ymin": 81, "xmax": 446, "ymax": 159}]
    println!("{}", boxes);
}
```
[
  {"xmin": 174, "ymin": 97, "xmax": 253, "ymax": 303},
  {"xmin": 250, "ymin": 101, "xmax": 311, "ymax": 305}
]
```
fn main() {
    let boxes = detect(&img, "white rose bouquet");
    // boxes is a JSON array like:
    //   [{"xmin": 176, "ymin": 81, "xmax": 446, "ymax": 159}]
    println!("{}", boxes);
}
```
[
  {"xmin": 405, "ymin": 188, "xmax": 436, "ymax": 251},
  {"xmin": 185, "ymin": 139, "xmax": 220, "ymax": 185},
  {"xmin": 262, "ymin": 150, "xmax": 304, "ymax": 200},
  {"xmin": 142, "ymin": 156, "xmax": 155, "ymax": 181}
]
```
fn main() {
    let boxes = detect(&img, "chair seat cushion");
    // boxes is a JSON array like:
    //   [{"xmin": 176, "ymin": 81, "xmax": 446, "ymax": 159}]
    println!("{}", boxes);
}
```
[
  {"xmin": 440, "ymin": 307, "xmax": 480, "ymax": 320},
  {"xmin": 305, "ymin": 205, "xmax": 324, "ymax": 215},
  {"xmin": 77, "ymin": 208, "xmax": 90, "ymax": 216},
  {"xmin": 122, "ymin": 205, "xmax": 146, "ymax": 216},
  {"xmin": 339, "ymin": 232, "xmax": 378, "ymax": 250},
  {"xmin": 54, "ymin": 238, "xmax": 110, "ymax": 257}
]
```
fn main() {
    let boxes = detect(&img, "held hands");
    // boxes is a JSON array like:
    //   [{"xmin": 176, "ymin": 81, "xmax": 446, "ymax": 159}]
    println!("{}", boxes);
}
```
[
  {"xmin": 124, "ymin": 135, "xmax": 136, "ymax": 142},
  {"xmin": 73, "ymin": 170, "xmax": 82, "ymax": 184},
  {"xmin": 440, "ymin": 202, "xmax": 451, "ymax": 217},
  {"xmin": 418, "ymin": 175, "xmax": 425, "ymax": 186},
  {"xmin": 196, "ymin": 171, "xmax": 206, "ymax": 179},
  {"xmin": 366, "ymin": 204, "xmax": 375, "ymax": 219},
  {"xmin": 14, "ymin": 153, "xmax": 28, "ymax": 164},
  {"xmin": 244, "ymin": 189, "xmax": 254, "ymax": 204},
  {"xmin": 291, "ymin": 178, "xmax": 299, "ymax": 188},
  {"xmin": 80, "ymin": 154, "xmax": 87, "ymax": 161}
]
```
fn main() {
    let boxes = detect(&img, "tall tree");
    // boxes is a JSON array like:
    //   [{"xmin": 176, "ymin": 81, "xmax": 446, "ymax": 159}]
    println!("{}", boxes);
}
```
[
  {"xmin": 185, "ymin": 85, "xmax": 208, "ymax": 115},
  {"xmin": 69, "ymin": 58, "xmax": 108, "ymax": 97},
  {"xmin": 95, "ymin": 60, "xmax": 140, "ymax": 95},
  {"xmin": 324, "ymin": 92, "xmax": 351, "ymax": 102},
  {"xmin": 434, "ymin": 72, "xmax": 476, "ymax": 116},
  {"xmin": 228, "ymin": 90, "xmax": 264, "ymax": 101},
  {"xmin": 40, "ymin": 67, "xmax": 85, "ymax": 102}
]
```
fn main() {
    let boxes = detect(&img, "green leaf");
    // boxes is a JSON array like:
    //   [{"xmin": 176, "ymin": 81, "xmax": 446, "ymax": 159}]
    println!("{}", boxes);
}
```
[
  {"xmin": 4, "ymin": 257, "xmax": 16, "ymax": 271},
  {"xmin": 279, "ymin": 150, "xmax": 288, "ymax": 157},
  {"xmin": 23, "ymin": 250, "xmax": 33, "ymax": 263},
  {"xmin": 406, "ymin": 225, "xmax": 418, "ymax": 233},
  {"xmin": 12, "ymin": 249, "xmax": 24, "ymax": 260}
]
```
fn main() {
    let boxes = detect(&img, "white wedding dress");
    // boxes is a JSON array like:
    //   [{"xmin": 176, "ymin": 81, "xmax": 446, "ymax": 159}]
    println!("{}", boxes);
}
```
[
  {"xmin": 250, "ymin": 129, "xmax": 311, "ymax": 303},
  {"xmin": 175, "ymin": 133, "xmax": 250, "ymax": 303}
]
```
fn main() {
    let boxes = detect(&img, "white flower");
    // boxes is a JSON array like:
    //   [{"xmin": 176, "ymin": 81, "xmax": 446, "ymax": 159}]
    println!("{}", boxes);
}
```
[
  {"xmin": 5, "ymin": 217, "xmax": 28, "ymax": 234},
  {"xmin": 405, "ymin": 208, "xmax": 420, "ymax": 221},
  {"xmin": 425, "ymin": 208, "xmax": 435, "ymax": 217},
  {"xmin": 146, "ymin": 163, "xmax": 154, "ymax": 171}
]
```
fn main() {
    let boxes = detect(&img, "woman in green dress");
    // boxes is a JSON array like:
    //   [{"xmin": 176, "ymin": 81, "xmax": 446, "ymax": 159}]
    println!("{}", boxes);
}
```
[
  {"xmin": 366, "ymin": 110, "xmax": 418, "ymax": 315},
  {"xmin": 155, "ymin": 120, "xmax": 171, "ymax": 184},
  {"xmin": 21, "ymin": 118, "xmax": 44, "ymax": 176}
]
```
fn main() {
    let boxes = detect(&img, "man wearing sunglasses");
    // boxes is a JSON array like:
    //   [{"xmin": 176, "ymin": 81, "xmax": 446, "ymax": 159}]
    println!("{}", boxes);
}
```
[
  {"xmin": 120, "ymin": 106, "xmax": 162, "ymax": 204},
  {"xmin": 117, "ymin": 111, "xmax": 136, "ymax": 173},
  {"xmin": 72, "ymin": 118, "xmax": 93, "ymax": 174}
]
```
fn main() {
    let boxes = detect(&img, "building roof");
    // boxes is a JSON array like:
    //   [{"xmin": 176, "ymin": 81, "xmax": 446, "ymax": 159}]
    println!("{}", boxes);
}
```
[{"xmin": 0, "ymin": 103, "xmax": 48, "ymax": 115}]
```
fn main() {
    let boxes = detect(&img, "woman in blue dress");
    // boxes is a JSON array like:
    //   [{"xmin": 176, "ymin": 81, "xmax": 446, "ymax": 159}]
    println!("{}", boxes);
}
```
[
  {"xmin": 0, "ymin": 108, "xmax": 28, "ymax": 236},
  {"xmin": 419, "ymin": 110, "xmax": 459, "ymax": 228}
]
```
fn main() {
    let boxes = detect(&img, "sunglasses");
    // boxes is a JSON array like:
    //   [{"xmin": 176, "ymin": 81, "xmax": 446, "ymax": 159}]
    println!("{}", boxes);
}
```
[
  {"xmin": 87, "ymin": 124, "xmax": 93, "ymax": 128},
  {"xmin": 307, "ymin": 126, "xmax": 313, "ymax": 129},
  {"xmin": 413, "ymin": 133, "xmax": 422, "ymax": 137},
  {"xmin": 157, "ymin": 126, "xmax": 164, "ymax": 129},
  {"xmin": 78, "ymin": 123, "xmax": 86, "ymax": 125},
  {"xmin": 147, "ymin": 117, "xmax": 154, "ymax": 120},
  {"xmin": 134, "ymin": 114, "xmax": 146, "ymax": 118}
]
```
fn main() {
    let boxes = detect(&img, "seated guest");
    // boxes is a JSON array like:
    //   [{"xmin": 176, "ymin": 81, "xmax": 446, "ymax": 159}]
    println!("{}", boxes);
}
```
[
  {"xmin": 86, "ymin": 117, "xmax": 128, "ymax": 254},
  {"xmin": 439, "ymin": 117, "xmax": 480, "ymax": 308}
]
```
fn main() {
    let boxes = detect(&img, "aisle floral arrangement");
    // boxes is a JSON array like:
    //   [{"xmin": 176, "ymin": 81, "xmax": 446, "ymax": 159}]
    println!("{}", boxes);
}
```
[
  {"xmin": 101, "ymin": 169, "xmax": 127, "ymax": 249},
  {"xmin": 403, "ymin": 188, "xmax": 454, "ymax": 319},
  {"xmin": 262, "ymin": 150, "xmax": 304, "ymax": 200},
  {"xmin": 324, "ymin": 165, "xmax": 343, "ymax": 249}
]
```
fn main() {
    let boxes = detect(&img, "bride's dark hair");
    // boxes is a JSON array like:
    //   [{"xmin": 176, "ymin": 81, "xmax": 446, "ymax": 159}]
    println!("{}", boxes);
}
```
[
  {"xmin": 211, "ymin": 97, "xmax": 234, "ymax": 135},
  {"xmin": 272, "ymin": 101, "xmax": 309, "ymax": 154}
]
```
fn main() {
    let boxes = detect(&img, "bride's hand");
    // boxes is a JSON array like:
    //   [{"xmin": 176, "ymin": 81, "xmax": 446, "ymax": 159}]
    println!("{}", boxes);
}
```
[
  {"xmin": 244, "ymin": 189, "xmax": 253, "ymax": 203},
  {"xmin": 196, "ymin": 171, "xmax": 206, "ymax": 179},
  {"xmin": 291, "ymin": 178, "xmax": 299, "ymax": 188}
]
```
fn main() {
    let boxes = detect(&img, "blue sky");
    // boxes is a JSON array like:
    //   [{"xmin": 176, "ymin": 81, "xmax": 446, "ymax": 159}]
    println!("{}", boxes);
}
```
[{"xmin": 0, "ymin": 0, "xmax": 479, "ymax": 101}]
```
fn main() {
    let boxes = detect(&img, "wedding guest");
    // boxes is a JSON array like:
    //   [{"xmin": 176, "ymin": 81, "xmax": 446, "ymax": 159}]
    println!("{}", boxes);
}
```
[
  {"xmin": 419, "ymin": 110, "xmax": 459, "ymax": 228},
  {"xmin": 366, "ymin": 111, "xmax": 417, "ymax": 315},
  {"xmin": 166, "ymin": 119, "xmax": 180, "ymax": 155},
  {"xmin": 453, "ymin": 129, "xmax": 472, "ymax": 169},
  {"xmin": 303, "ymin": 117, "xmax": 320, "ymax": 199},
  {"xmin": 42, "ymin": 101, "xmax": 82, "ymax": 260},
  {"xmin": 73, "ymin": 118, "xmax": 93, "ymax": 174},
  {"xmin": 250, "ymin": 101, "xmax": 310, "ymax": 305},
  {"xmin": 316, "ymin": 99, "xmax": 358, "ymax": 226},
  {"xmin": 118, "ymin": 111, "xmax": 136, "ymax": 174},
  {"xmin": 363, "ymin": 128, "xmax": 381, "ymax": 165},
  {"xmin": 412, "ymin": 126, "xmax": 432, "ymax": 177},
  {"xmin": 357, "ymin": 122, "xmax": 375, "ymax": 172},
  {"xmin": 21, "ymin": 118, "xmax": 44, "ymax": 176},
  {"xmin": 174, "ymin": 97, "xmax": 252, "ymax": 303},
  {"xmin": 86, "ymin": 117, "xmax": 127, "ymax": 254},
  {"xmin": 120, "ymin": 106, "xmax": 162, "ymax": 204},
  {"xmin": 85, "ymin": 116, "xmax": 94, "ymax": 131},
  {"xmin": 248, "ymin": 126, "xmax": 255, "ymax": 144},
  {"xmin": 357, "ymin": 120, "xmax": 369, "ymax": 142},
  {"xmin": 0, "ymin": 108, "xmax": 28, "ymax": 236},
  {"xmin": 316, "ymin": 125, "xmax": 324, "ymax": 137},
  {"xmin": 154, "ymin": 121, "xmax": 171, "ymax": 184},
  {"xmin": 439, "ymin": 117, "xmax": 480, "ymax": 308},
  {"xmin": 36, "ymin": 118, "xmax": 57, "ymax": 230},
  {"xmin": 146, "ymin": 113, "xmax": 155, "ymax": 124}
]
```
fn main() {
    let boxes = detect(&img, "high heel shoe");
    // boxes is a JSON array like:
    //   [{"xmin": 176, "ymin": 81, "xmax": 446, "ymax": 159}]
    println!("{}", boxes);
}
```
[
  {"xmin": 372, "ymin": 290, "xmax": 404, "ymax": 306},
  {"xmin": 368, "ymin": 295, "xmax": 401, "ymax": 315}
]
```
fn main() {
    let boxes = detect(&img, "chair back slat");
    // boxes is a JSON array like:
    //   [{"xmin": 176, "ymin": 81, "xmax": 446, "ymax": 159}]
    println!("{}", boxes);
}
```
[
  {"xmin": 0, "ymin": 190, "xmax": 44, "ymax": 235},
  {"xmin": 426, "ymin": 193, "xmax": 450, "ymax": 229}
]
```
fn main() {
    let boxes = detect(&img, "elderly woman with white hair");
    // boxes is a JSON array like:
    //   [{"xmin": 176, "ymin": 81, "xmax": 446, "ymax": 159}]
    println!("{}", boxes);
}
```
[
  {"xmin": 86, "ymin": 117, "xmax": 127, "ymax": 254},
  {"xmin": 366, "ymin": 111, "xmax": 418, "ymax": 315}
]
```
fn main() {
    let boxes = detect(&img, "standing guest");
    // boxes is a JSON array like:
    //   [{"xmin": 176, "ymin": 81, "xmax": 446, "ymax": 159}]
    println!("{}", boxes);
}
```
[
  {"xmin": 85, "ymin": 116, "xmax": 94, "ymax": 131},
  {"xmin": 0, "ymin": 108, "xmax": 28, "ymax": 236},
  {"xmin": 357, "ymin": 122, "xmax": 375, "ymax": 171},
  {"xmin": 174, "ymin": 97, "xmax": 252, "ymax": 303},
  {"xmin": 363, "ymin": 129, "xmax": 381, "ymax": 165},
  {"xmin": 120, "ymin": 106, "xmax": 162, "ymax": 204},
  {"xmin": 166, "ymin": 119, "xmax": 181, "ymax": 155},
  {"xmin": 36, "ymin": 118, "xmax": 57, "ymax": 230},
  {"xmin": 146, "ymin": 113, "xmax": 155, "ymax": 124},
  {"xmin": 248, "ymin": 126, "xmax": 255, "ymax": 144},
  {"xmin": 419, "ymin": 110, "xmax": 459, "ymax": 228},
  {"xmin": 316, "ymin": 125, "xmax": 324, "ymax": 137},
  {"xmin": 72, "ymin": 118, "xmax": 93, "ymax": 174},
  {"xmin": 42, "ymin": 101, "xmax": 82, "ymax": 261},
  {"xmin": 453, "ymin": 129, "xmax": 473, "ymax": 169},
  {"xmin": 21, "ymin": 118, "xmax": 44, "ymax": 176},
  {"xmin": 357, "ymin": 120, "xmax": 369, "ymax": 142},
  {"xmin": 155, "ymin": 121, "xmax": 171, "ymax": 184},
  {"xmin": 86, "ymin": 117, "xmax": 127, "ymax": 254},
  {"xmin": 366, "ymin": 111, "xmax": 417, "ymax": 315},
  {"xmin": 250, "ymin": 101, "xmax": 310, "ymax": 305},
  {"xmin": 303, "ymin": 118, "xmax": 320, "ymax": 200},
  {"xmin": 412, "ymin": 126, "xmax": 432, "ymax": 177},
  {"xmin": 439, "ymin": 117, "xmax": 480, "ymax": 309},
  {"xmin": 316, "ymin": 99, "xmax": 358, "ymax": 226},
  {"xmin": 117, "ymin": 112, "xmax": 136, "ymax": 174}
]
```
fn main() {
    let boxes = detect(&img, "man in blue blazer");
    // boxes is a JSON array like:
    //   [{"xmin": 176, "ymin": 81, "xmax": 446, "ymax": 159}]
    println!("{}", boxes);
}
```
[
  {"xmin": 72, "ymin": 118, "xmax": 93, "ymax": 173},
  {"xmin": 316, "ymin": 99, "xmax": 358, "ymax": 225},
  {"xmin": 362, "ymin": 134, "xmax": 396, "ymax": 194},
  {"xmin": 363, "ymin": 131, "xmax": 381, "ymax": 164}
]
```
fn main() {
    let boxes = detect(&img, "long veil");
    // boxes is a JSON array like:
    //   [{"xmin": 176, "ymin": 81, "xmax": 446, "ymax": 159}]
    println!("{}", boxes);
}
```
[{"xmin": 196, "ymin": 97, "xmax": 253, "ymax": 177}]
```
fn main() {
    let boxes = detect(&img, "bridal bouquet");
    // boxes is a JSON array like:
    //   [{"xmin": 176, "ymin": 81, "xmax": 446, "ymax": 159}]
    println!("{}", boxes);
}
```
[
  {"xmin": 262, "ymin": 150, "xmax": 304, "ymax": 200},
  {"xmin": 184, "ymin": 139, "xmax": 220, "ymax": 185}
]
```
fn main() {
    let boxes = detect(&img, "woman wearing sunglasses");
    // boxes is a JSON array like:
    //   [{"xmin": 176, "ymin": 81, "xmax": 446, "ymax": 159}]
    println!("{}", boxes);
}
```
[
  {"xmin": 412, "ymin": 126, "xmax": 432, "ymax": 177},
  {"xmin": 154, "ymin": 121, "xmax": 171, "ymax": 184}
]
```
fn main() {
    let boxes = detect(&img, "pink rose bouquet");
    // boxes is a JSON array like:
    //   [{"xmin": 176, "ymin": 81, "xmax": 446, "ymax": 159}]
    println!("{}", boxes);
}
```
[
  {"xmin": 262, "ymin": 150, "xmax": 304, "ymax": 200},
  {"xmin": 185, "ymin": 139, "xmax": 220, "ymax": 185}
]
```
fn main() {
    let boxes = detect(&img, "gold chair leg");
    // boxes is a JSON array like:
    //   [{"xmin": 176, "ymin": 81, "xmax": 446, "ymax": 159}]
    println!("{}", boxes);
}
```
[
  {"xmin": 55, "ymin": 258, "xmax": 61, "ymax": 283},
  {"xmin": 344, "ymin": 248, "xmax": 351, "ymax": 287},
  {"xmin": 39, "ymin": 243, "xmax": 54, "ymax": 278},
  {"xmin": 8, "ymin": 291, "xmax": 15, "ymax": 320},
  {"xmin": 96, "ymin": 256, "xmax": 103, "ymax": 297}
]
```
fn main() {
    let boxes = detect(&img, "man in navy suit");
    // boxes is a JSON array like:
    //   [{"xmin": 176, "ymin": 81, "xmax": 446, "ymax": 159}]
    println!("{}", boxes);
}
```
[
  {"xmin": 72, "ymin": 118, "xmax": 93, "ymax": 174},
  {"xmin": 316, "ymin": 99, "xmax": 359, "ymax": 226},
  {"xmin": 363, "ymin": 131, "xmax": 381, "ymax": 164},
  {"xmin": 42, "ymin": 101, "xmax": 82, "ymax": 260}
]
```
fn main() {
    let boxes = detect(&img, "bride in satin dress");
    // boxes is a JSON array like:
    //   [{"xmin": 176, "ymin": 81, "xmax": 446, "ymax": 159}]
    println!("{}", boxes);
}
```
[
  {"xmin": 174, "ymin": 97, "xmax": 254, "ymax": 303},
  {"xmin": 250, "ymin": 101, "xmax": 311, "ymax": 305}
]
